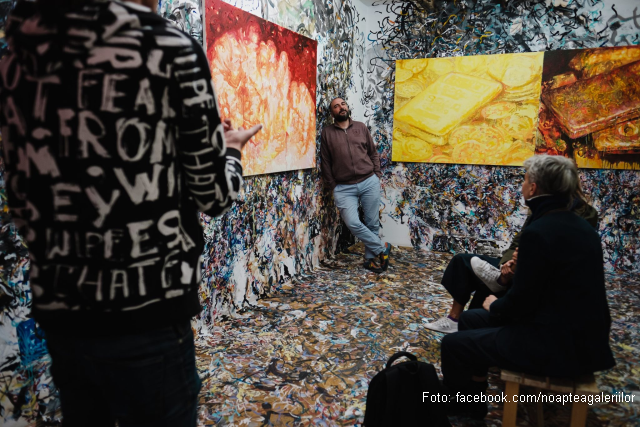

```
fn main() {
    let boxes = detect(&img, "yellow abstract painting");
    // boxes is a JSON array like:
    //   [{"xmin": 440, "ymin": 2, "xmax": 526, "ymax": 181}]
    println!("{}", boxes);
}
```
[{"xmin": 392, "ymin": 53, "xmax": 544, "ymax": 166}]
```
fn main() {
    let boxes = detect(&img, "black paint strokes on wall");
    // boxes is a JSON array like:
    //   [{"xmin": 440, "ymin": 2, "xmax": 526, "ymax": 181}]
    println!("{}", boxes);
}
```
[{"xmin": 198, "ymin": 0, "xmax": 363, "ymax": 321}]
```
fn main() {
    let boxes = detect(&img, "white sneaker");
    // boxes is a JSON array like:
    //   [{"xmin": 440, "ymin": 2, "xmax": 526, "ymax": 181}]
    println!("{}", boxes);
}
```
[
  {"xmin": 470, "ymin": 256, "xmax": 506, "ymax": 293},
  {"xmin": 423, "ymin": 316, "xmax": 459, "ymax": 334}
]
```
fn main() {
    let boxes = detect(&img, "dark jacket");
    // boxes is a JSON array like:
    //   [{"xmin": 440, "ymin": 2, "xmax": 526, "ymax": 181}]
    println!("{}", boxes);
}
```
[
  {"xmin": 490, "ymin": 195, "xmax": 615, "ymax": 376},
  {"xmin": 320, "ymin": 120, "xmax": 381, "ymax": 190},
  {"xmin": 500, "ymin": 198, "xmax": 598, "ymax": 265},
  {"xmin": 0, "ymin": 1, "xmax": 243, "ymax": 335}
]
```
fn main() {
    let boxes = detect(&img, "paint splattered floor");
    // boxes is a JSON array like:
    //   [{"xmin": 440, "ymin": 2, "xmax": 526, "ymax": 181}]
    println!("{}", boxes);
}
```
[{"xmin": 195, "ymin": 246, "xmax": 640, "ymax": 426}]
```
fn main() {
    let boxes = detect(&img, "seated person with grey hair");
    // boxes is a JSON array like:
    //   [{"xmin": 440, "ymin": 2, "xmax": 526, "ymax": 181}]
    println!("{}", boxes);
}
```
[
  {"xmin": 439, "ymin": 155, "xmax": 615, "ymax": 419},
  {"xmin": 424, "ymin": 165, "xmax": 597, "ymax": 334}
]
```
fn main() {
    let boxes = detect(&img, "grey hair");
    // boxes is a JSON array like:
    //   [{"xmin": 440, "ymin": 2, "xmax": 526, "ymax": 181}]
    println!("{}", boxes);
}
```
[{"xmin": 523, "ymin": 155, "xmax": 579, "ymax": 197}]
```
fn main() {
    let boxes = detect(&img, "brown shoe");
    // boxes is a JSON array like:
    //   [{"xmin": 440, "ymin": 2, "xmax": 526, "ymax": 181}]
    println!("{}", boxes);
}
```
[{"xmin": 363, "ymin": 257, "xmax": 384, "ymax": 273}]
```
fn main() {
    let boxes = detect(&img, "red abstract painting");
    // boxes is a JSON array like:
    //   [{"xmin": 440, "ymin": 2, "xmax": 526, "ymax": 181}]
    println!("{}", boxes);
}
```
[{"xmin": 205, "ymin": 0, "xmax": 318, "ymax": 176}]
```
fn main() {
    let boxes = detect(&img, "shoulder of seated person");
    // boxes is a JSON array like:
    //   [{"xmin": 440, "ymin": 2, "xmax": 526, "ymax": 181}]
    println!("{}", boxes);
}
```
[
  {"xmin": 525, "ymin": 213, "xmax": 584, "ymax": 234},
  {"xmin": 520, "ymin": 222, "xmax": 549, "ymax": 238}
]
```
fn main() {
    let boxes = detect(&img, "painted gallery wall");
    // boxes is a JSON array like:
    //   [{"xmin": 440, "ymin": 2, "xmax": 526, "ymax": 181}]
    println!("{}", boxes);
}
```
[
  {"xmin": 194, "ymin": 0, "xmax": 363, "ymax": 329},
  {"xmin": 354, "ymin": 0, "xmax": 640, "ymax": 273},
  {"xmin": 0, "ymin": 2, "xmax": 45, "ymax": 426}
]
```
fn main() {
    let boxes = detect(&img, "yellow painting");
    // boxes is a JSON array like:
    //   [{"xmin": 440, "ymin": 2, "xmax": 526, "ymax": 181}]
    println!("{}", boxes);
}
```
[{"xmin": 392, "ymin": 53, "xmax": 544, "ymax": 166}]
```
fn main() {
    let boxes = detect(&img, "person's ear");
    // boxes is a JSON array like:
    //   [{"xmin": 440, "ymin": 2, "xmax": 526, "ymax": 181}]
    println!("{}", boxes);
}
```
[{"xmin": 530, "ymin": 182, "xmax": 538, "ymax": 197}]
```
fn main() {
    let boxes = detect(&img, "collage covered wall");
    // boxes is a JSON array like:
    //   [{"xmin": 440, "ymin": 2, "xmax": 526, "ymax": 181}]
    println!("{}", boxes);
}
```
[
  {"xmin": 0, "ymin": 1, "xmax": 46, "ymax": 424},
  {"xmin": 357, "ymin": 0, "xmax": 640, "ymax": 273},
  {"xmin": 194, "ymin": 0, "xmax": 362, "ymax": 329}
]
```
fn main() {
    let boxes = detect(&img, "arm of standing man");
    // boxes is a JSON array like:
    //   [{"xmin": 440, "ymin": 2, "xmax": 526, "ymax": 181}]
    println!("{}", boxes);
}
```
[{"xmin": 365, "ymin": 126, "xmax": 381, "ymax": 178}]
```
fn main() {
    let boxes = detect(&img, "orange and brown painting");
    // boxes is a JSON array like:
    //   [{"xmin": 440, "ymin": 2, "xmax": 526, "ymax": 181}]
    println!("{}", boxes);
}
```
[
  {"xmin": 392, "ymin": 53, "xmax": 544, "ymax": 166},
  {"xmin": 205, "ymin": 0, "xmax": 317, "ymax": 176},
  {"xmin": 539, "ymin": 46, "xmax": 640, "ymax": 170}
]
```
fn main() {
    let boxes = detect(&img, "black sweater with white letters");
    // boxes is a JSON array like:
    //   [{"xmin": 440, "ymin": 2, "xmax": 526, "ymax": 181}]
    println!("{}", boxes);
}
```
[{"xmin": 0, "ymin": 0, "xmax": 242, "ymax": 335}]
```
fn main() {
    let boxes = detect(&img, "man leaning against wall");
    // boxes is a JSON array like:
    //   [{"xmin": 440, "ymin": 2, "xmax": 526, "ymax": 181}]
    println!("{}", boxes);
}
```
[{"xmin": 320, "ymin": 97, "xmax": 392, "ymax": 273}]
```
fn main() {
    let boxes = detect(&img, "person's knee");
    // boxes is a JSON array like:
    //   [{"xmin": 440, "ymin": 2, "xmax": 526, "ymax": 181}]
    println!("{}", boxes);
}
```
[
  {"xmin": 458, "ymin": 312, "xmax": 472, "ymax": 331},
  {"xmin": 338, "ymin": 207, "xmax": 359, "ymax": 226},
  {"xmin": 443, "ymin": 254, "xmax": 462, "ymax": 277},
  {"xmin": 342, "ymin": 215, "xmax": 364, "ymax": 231},
  {"xmin": 362, "ymin": 216, "xmax": 379, "ymax": 229},
  {"xmin": 441, "ymin": 332, "xmax": 464, "ymax": 357},
  {"xmin": 450, "ymin": 254, "xmax": 465, "ymax": 264},
  {"xmin": 446, "ymin": 254, "xmax": 471, "ymax": 272},
  {"xmin": 459, "ymin": 309, "xmax": 487, "ymax": 331}
]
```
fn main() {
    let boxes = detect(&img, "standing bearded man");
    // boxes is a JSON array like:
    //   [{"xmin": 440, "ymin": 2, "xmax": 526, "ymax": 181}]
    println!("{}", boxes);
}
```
[{"xmin": 320, "ymin": 97, "xmax": 391, "ymax": 273}]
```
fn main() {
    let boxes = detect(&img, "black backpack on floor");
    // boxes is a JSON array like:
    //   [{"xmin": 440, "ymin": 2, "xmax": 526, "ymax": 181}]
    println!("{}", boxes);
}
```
[{"xmin": 364, "ymin": 352, "xmax": 451, "ymax": 427}]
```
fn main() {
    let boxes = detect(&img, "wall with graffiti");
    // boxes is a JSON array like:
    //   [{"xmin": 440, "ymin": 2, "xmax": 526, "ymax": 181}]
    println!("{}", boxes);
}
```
[
  {"xmin": 0, "ymin": 0, "xmax": 57, "ymax": 423},
  {"xmin": 194, "ymin": 0, "xmax": 362, "ymax": 329},
  {"xmin": 355, "ymin": 0, "xmax": 640, "ymax": 273},
  {"xmin": 159, "ymin": 0, "xmax": 204, "ymax": 43}
]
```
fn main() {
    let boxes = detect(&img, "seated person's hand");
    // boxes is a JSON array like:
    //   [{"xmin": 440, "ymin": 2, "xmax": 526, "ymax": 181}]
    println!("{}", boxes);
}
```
[
  {"xmin": 483, "ymin": 295, "xmax": 498, "ymax": 312},
  {"xmin": 223, "ymin": 119, "xmax": 263, "ymax": 152},
  {"xmin": 501, "ymin": 260, "xmax": 515, "ymax": 278},
  {"xmin": 500, "ymin": 247, "xmax": 519, "ymax": 281}
]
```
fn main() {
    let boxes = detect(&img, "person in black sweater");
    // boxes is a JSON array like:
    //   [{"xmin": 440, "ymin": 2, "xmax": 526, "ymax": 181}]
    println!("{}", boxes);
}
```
[
  {"xmin": 440, "ymin": 155, "xmax": 615, "ymax": 419},
  {"xmin": 0, "ymin": 0, "xmax": 261, "ymax": 425},
  {"xmin": 424, "ymin": 188, "xmax": 598, "ymax": 335}
]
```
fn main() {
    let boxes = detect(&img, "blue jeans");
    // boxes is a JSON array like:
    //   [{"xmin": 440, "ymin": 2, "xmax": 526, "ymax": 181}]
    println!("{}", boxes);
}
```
[
  {"xmin": 45, "ymin": 321, "xmax": 201, "ymax": 427},
  {"xmin": 333, "ymin": 174, "xmax": 385, "ymax": 259}
]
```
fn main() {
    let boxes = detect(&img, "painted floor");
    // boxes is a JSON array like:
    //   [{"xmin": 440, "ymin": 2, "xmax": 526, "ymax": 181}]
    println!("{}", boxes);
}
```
[{"xmin": 195, "ymin": 245, "xmax": 640, "ymax": 426}]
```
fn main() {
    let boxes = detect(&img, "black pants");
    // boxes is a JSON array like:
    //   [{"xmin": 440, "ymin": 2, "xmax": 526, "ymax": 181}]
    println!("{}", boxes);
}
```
[
  {"xmin": 441, "ymin": 309, "xmax": 525, "ymax": 394},
  {"xmin": 45, "ymin": 321, "xmax": 201, "ymax": 427},
  {"xmin": 441, "ymin": 253, "xmax": 503, "ymax": 309}
]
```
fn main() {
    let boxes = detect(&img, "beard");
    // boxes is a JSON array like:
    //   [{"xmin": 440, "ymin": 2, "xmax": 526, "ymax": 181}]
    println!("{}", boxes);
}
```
[{"xmin": 334, "ymin": 110, "xmax": 350, "ymax": 122}]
